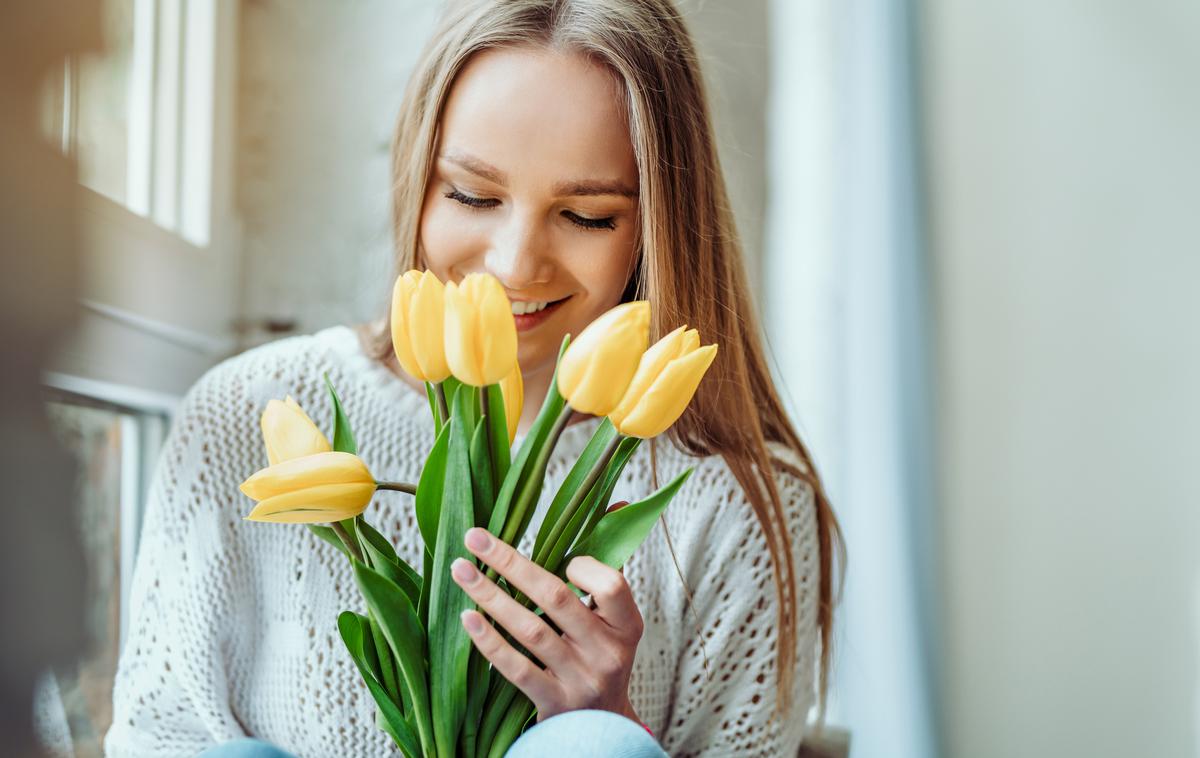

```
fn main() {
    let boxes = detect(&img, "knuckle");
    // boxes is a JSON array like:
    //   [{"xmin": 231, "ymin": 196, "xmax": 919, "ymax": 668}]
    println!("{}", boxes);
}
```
[
  {"xmin": 491, "ymin": 544, "xmax": 516, "ymax": 573},
  {"xmin": 597, "ymin": 572, "xmax": 628, "ymax": 600},
  {"xmin": 511, "ymin": 663, "xmax": 540, "ymax": 689},
  {"xmin": 626, "ymin": 612, "xmax": 645, "ymax": 640},
  {"xmin": 519, "ymin": 620, "xmax": 549, "ymax": 648},
  {"xmin": 545, "ymin": 583, "xmax": 576, "ymax": 611}
]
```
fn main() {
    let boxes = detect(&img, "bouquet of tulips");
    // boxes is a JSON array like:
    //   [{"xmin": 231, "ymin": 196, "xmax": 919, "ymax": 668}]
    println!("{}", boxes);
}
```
[{"xmin": 238, "ymin": 271, "xmax": 717, "ymax": 757}]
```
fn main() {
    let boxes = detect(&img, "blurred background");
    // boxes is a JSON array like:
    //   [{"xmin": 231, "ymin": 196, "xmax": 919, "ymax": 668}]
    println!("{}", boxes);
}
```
[{"xmin": 5, "ymin": 0, "xmax": 1198, "ymax": 757}]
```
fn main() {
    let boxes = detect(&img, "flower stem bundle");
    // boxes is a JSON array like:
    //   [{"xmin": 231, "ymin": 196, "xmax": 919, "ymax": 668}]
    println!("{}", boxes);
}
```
[{"xmin": 239, "ymin": 271, "xmax": 717, "ymax": 757}]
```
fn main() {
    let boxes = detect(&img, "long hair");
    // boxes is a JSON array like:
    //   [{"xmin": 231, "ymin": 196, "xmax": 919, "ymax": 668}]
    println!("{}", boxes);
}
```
[{"xmin": 359, "ymin": 0, "xmax": 845, "ymax": 720}]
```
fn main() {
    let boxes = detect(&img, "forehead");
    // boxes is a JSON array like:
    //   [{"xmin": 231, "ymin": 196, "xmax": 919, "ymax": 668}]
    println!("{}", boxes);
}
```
[{"xmin": 437, "ymin": 46, "xmax": 637, "ymax": 183}]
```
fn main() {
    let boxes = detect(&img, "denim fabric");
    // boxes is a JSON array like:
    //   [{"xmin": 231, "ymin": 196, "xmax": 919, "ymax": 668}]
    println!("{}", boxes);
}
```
[
  {"xmin": 195, "ymin": 710, "xmax": 665, "ymax": 758},
  {"xmin": 506, "ymin": 709, "xmax": 668, "ymax": 758}
]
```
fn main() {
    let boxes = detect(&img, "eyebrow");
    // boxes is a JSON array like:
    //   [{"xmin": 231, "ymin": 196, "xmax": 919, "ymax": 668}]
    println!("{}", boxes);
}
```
[{"xmin": 440, "ymin": 150, "xmax": 639, "ymax": 199}]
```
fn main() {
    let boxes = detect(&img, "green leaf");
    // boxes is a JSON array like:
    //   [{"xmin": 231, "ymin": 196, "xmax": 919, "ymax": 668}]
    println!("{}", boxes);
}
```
[
  {"xmin": 468, "ymin": 418, "xmax": 495, "ymax": 528},
  {"xmin": 458, "ymin": 647, "xmax": 491, "ymax": 757},
  {"xmin": 352, "ymin": 561, "xmax": 436, "ymax": 756},
  {"xmin": 323, "ymin": 372, "xmax": 357, "ymax": 455},
  {"xmin": 358, "ymin": 519, "xmax": 422, "ymax": 608},
  {"xmin": 532, "ymin": 419, "xmax": 619, "ymax": 559},
  {"xmin": 476, "ymin": 679, "xmax": 521, "ymax": 758},
  {"xmin": 418, "ymin": 548, "xmax": 433, "ymax": 627},
  {"xmin": 366, "ymin": 612, "xmax": 403, "ymax": 713},
  {"xmin": 416, "ymin": 425, "xmax": 449, "ymax": 548},
  {"xmin": 337, "ymin": 612, "xmax": 420, "ymax": 758},
  {"xmin": 487, "ymin": 696, "xmax": 536, "ymax": 758},
  {"xmin": 541, "ymin": 435, "xmax": 642, "ymax": 576},
  {"xmin": 428, "ymin": 391, "xmax": 477, "ymax": 756},
  {"xmin": 574, "ymin": 436, "xmax": 642, "ymax": 545},
  {"xmin": 306, "ymin": 525, "xmax": 348, "ymax": 557},
  {"xmin": 564, "ymin": 468, "xmax": 693, "ymax": 572},
  {"xmin": 484, "ymin": 382, "xmax": 510, "ymax": 488}
]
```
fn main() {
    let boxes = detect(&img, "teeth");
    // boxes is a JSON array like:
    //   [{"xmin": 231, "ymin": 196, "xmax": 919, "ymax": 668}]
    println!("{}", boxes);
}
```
[{"xmin": 511, "ymin": 300, "xmax": 552, "ymax": 316}]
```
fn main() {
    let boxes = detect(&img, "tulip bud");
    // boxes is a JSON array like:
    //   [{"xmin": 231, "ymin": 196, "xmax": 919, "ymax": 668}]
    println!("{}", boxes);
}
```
[
  {"xmin": 444, "ymin": 272, "xmax": 518, "ymax": 386},
  {"xmin": 261, "ymin": 396, "xmax": 331, "ymax": 465},
  {"xmin": 556, "ymin": 301, "xmax": 650, "ymax": 416},
  {"xmin": 498, "ymin": 363, "xmax": 524, "ymax": 445},
  {"xmin": 240, "ymin": 451, "xmax": 376, "ymax": 523},
  {"xmin": 607, "ymin": 325, "xmax": 718, "ymax": 439},
  {"xmin": 391, "ymin": 270, "xmax": 451, "ymax": 382}
]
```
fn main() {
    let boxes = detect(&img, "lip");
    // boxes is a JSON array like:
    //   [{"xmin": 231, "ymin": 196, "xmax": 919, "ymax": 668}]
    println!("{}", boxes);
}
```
[{"xmin": 512, "ymin": 296, "xmax": 569, "ymax": 332}]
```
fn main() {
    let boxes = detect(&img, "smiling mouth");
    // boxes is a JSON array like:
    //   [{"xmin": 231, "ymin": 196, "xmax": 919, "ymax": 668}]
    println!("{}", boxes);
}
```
[
  {"xmin": 510, "ymin": 295, "xmax": 570, "ymax": 330},
  {"xmin": 509, "ymin": 295, "xmax": 570, "ymax": 316}
]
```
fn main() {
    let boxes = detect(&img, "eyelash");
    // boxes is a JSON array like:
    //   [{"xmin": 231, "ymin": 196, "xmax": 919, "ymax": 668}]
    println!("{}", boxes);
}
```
[{"xmin": 443, "ymin": 189, "xmax": 617, "ymax": 231}]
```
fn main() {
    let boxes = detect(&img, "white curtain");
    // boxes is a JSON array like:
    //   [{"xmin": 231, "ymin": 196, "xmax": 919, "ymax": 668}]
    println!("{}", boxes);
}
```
[{"xmin": 764, "ymin": 1, "xmax": 939, "ymax": 756}]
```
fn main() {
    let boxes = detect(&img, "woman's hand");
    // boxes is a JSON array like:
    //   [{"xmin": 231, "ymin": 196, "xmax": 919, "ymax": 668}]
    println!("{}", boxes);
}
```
[{"xmin": 450, "ymin": 524, "xmax": 644, "ymax": 723}]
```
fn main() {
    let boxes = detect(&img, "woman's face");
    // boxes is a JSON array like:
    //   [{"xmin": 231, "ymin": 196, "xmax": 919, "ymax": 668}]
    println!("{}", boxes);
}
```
[{"xmin": 418, "ymin": 45, "xmax": 641, "ymax": 382}]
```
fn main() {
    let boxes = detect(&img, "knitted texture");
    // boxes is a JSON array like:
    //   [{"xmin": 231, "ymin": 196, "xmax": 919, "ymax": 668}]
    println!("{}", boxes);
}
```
[{"xmin": 104, "ymin": 325, "xmax": 820, "ymax": 758}]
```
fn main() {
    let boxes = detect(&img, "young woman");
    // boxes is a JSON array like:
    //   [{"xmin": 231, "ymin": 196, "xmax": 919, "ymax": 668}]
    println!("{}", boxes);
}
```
[{"xmin": 106, "ymin": 1, "xmax": 842, "ymax": 756}]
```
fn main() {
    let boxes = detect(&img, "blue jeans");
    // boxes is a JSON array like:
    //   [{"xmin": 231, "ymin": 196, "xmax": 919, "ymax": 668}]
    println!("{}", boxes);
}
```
[{"xmin": 197, "ymin": 710, "xmax": 666, "ymax": 757}]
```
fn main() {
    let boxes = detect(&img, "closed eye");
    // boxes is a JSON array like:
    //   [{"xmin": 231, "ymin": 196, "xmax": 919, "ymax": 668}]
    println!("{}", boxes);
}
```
[{"xmin": 444, "ymin": 189, "xmax": 616, "ymax": 232}]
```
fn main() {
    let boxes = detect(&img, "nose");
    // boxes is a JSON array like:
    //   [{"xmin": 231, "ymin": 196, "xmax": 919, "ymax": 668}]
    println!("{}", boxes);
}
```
[{"xmin": 483, "ymin": 208, "xmax": 554, "ymax": 292}]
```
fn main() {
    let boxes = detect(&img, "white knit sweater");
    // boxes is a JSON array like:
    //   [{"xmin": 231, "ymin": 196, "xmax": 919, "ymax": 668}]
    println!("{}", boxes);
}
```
[{"xmin": 104, "ymin": 325, "xmax": 820, "ymax": 758}]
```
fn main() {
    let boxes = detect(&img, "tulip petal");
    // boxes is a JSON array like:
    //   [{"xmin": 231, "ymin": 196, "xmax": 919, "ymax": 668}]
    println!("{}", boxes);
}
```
[
  {"xmin": 477, "ymin": 276, "xmax": 518, "ymax": 385},
  {"xmin": 410, "ymin": 271, "xmax": 450, "ymax": 382},
  {"xmin": 557, "ymin": 301, "xmax": 650, "ymax": 415},
  {"xmin": 392, "ymin": 271, "xmax": 426, "ymax": 380},
  {"xmin": 245, "ymin": 482, "xmax": 376, "ymax": 523},
  {"xmin": 499, "ymin": 364, "xmax": 524, "ymax": 445},
  {"xmin": 445, "ymin": 281, "xmax": 486, "ymax": 386},
  {"xmin": 261, "ymin": 397, "xmax": 332, "ymax": 465},
  {"xmin": 609, "ymin": 326, "xmax": 692, "ymax": 427},
  {"xmin": 239, "ymin": 451, "xmax": 374, "ymax": 501},
  {"xmin": 615, "ymin": 344, "xmax": 718, "ymax": 438}
]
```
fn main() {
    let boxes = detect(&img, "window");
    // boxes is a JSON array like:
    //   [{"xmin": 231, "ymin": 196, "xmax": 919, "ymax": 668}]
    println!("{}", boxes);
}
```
[
  {"xmin": 44, "ymin": 0, "xmax": 218, "ymax": 247},
  {"xmin": 36, "ymin": 377, "xmax": 172, "ymax": 758}
]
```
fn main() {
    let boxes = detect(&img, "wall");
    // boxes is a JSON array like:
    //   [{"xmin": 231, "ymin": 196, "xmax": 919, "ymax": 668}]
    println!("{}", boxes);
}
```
[{"xmin": 921, "ymin": 1, "xmax": 1200, "ymax": 755}]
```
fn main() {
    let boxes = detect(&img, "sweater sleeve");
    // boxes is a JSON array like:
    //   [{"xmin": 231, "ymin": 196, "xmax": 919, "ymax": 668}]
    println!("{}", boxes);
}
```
[
  {"xmin": 104, "ymin": 374, "xmax": 251, "ymax": 757},
  {"xmin": 657, "ymin": 446, "xmax": 821, "ymax": 758}
]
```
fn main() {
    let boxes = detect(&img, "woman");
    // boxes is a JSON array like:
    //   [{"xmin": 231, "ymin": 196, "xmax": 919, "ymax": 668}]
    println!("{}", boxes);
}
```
[{"xmin": 106, "ymin": 1, "xmax": 842, "ymax": 756}]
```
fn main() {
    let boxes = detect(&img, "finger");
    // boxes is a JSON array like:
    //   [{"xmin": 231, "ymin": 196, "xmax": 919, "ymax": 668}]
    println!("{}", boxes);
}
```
[
  {"xmin": 450, "ymin": 556, "xmax": 574, "ymax": 666},
  {"xmin": 565, "ymin": 556, "xmax": 643, "ymax": 640},
  {"xmin": 460, "ymin": 609, "xmax": 560, "ymax": 706},
  {"xmin": 463, "ymin": 527, "xmax": 595, "ymax": 638}
]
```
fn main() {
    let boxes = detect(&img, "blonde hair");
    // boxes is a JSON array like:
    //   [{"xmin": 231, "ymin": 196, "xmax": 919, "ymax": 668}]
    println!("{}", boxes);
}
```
[{"xmin": 360, "ymin": 0, "xmax": 844, "ymax": 721}]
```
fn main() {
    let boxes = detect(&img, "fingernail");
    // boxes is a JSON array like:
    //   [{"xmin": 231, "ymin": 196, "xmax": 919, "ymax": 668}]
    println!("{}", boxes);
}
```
[
  {"xmin": 461, "ymin": 609, "xmax": 484, "ymax": 634},
  {"xmin": 451, "ymin": 557, "xmax": 479, "ymax": 584},
  {"xmin": 465, "ymin": 527, "xmax": 492, "ymax": 552}
]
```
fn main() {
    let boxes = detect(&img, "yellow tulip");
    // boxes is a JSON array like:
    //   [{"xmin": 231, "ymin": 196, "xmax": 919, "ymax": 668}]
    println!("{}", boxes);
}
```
[
  {"xmin": 391, "ymin": 270, "xmax": 451, "ymax": 382},
  {"xmin": 498, "ymin": 363, "xmax": 524, "ymax": 444},
  {"xmin": 240, "ymin": 451, "xmax": 376, "ymax": 523},
  {"xmin": 556, "ymin": 301, "xmax": 650, "ymax": 416},
  {"xmin": 607, "ymin": 325, "xmax": 718, "ymax": 438},
  {"xmin": 261, "ymin": 396, "xmax": 331, "ymax": 465},
  {"xmin": 444, "ymin": 272, "xmax": 518, "ymax": 386}
]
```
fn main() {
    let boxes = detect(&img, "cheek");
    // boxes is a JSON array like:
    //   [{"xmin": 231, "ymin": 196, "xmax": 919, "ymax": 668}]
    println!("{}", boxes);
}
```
[
  {"xmin": 418, "ymin": 194, "xmax": 484, "ymax": 277},
  {"xmin": 568, "ymin": 226, "xmax": 639, "ymax": 301}
]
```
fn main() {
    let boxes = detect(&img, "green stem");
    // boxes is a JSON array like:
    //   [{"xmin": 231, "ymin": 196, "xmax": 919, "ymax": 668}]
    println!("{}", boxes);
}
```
[
  {"xmin": 533, "ymin": 433, "xmax": 623, "ymax": 567},
  {"xmin": 479, "ymin": 384, "xmax": 498, "ymax": 488},
  {"xmin": 331, "ymin": 520, "xmax": 363, "ymax": 562},
  {"xmin": 434, "ymin": 381, "xmax": 451, "ymax": 426},
  {"xmin": 486, "ymin": 406, "xmax": 574, "ymax": 586},
  {"xmin": 375, "ymin": 480, "xmax": 418, "ymax": 495}
]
